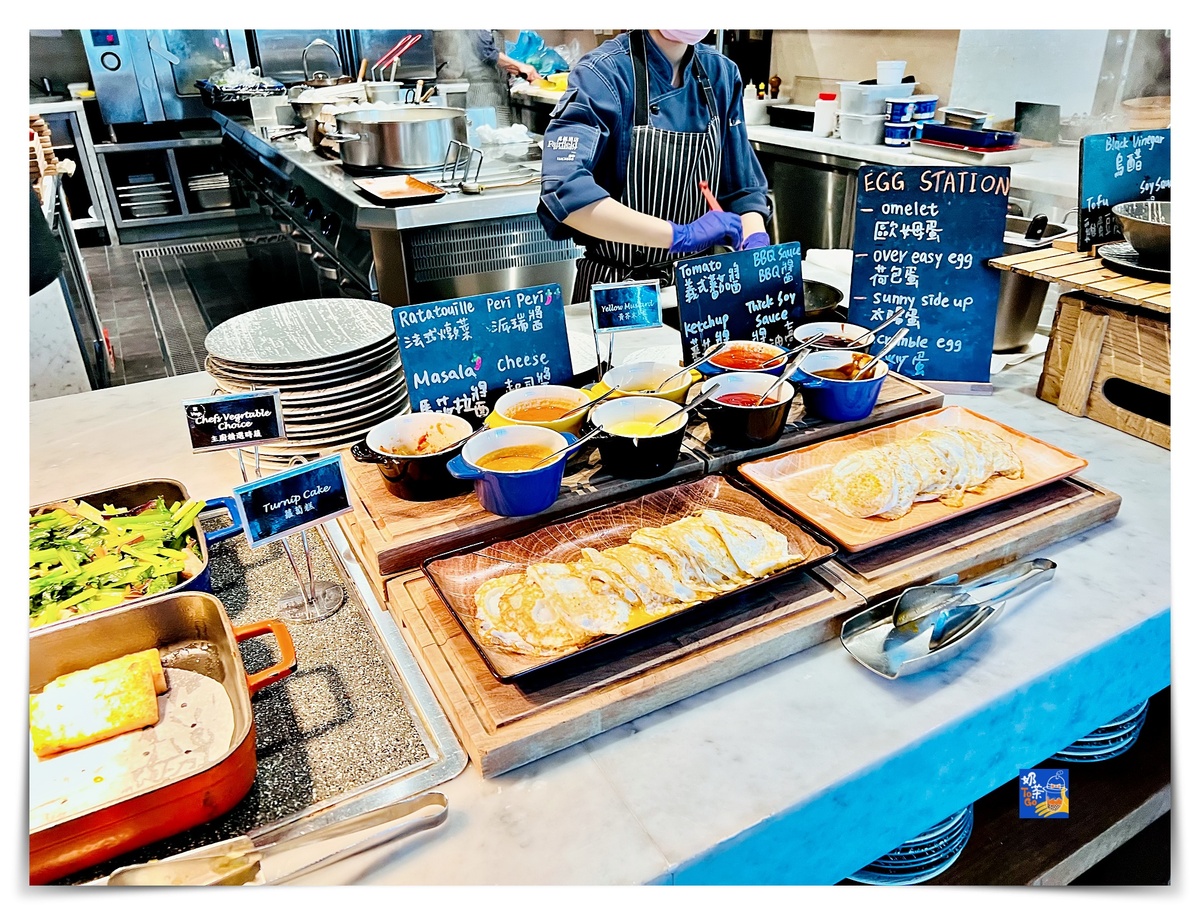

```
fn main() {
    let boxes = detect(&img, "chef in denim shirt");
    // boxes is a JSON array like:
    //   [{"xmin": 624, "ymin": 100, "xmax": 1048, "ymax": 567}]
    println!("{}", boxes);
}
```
[{"xmin": 538, "ymin": 29, "xmax": 771, "ymax": 304}]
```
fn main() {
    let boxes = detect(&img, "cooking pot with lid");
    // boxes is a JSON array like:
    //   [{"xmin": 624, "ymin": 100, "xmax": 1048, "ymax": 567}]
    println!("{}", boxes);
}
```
[{"xmin": 326, "ymin": 106, "xmax": 468, "ymax": 171}]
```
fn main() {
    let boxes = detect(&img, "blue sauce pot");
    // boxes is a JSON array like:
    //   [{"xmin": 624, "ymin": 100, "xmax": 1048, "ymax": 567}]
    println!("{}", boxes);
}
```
[
  {"xmin": 790, "ymin": 349, "xmax": 889, "ymax": 422},
  {"xmin": 446, "ymin": 426, "xmax": 578, "ymax": 517}
]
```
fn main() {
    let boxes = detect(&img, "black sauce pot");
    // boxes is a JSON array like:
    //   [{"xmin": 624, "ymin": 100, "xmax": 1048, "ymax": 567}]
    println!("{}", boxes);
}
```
[
  {"xmin": 587, "ymin": 396, "xmax": 689, "ymax": 479},
  {"xmin": 351, "ymin": 412, "xmax": 475, "ymax": 501},
  {"xmin": 696, "ymin": 372, "xmax": 797, "ymax": 448}
]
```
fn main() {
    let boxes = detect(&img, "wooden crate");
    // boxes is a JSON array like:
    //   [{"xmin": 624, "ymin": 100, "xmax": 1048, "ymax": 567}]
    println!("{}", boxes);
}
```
[{"xmin": 1038, "ymin": 294, "xmax": 1170, "ymax": 449}]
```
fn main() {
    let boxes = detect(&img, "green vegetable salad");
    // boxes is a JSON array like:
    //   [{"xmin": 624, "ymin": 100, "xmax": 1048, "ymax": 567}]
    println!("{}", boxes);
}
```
[{"xmin": 29, "ymin": 497, "xmax": 205, "ymax": 629}]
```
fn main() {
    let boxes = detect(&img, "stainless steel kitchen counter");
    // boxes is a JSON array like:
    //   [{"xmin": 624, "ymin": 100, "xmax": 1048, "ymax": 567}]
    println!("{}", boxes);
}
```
[{"xmin": 215, "ymin": 112, "xmax": 543, "ymax": 232}]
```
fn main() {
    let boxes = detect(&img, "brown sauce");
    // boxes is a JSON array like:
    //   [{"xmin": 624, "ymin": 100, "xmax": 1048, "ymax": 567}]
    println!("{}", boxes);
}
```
[{"xmin": 476, "ymin": 444, "xmax": 555, "ymax": 472}]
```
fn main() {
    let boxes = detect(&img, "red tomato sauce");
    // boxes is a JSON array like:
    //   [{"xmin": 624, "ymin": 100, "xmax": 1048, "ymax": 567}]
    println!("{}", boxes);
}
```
[
  {"xmin": 715, "ymin": 392, "xmax": 779, "ymax": 407},
  {"xmin": 710, "ymin": 345, "xmax": 778, "ymax": 370}
]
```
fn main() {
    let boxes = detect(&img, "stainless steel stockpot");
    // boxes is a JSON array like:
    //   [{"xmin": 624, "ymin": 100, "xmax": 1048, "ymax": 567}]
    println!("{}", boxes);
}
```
[{"xmin": 327, "ymin": 106, "xmax": 467, "ymax": 171}]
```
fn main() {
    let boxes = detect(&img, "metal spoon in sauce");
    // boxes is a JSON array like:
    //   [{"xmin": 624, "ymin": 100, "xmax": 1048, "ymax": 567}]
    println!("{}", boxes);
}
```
[
  {"xmin": 756, "ymin": 332, "xmax": 825, "ymax": 405},
  {"xmin": 845, "ymin": 311, "xmax": 904, "ymax": 348},
  {"xmin": 650, "ymin": 385, "xmax": 722, "ymax": 430},
  {"xmin": 851, "ymin": 327, "xmax": 909, "ymax": 380},
  {"xmin": 528, "ymin": 426, "xmax": 605, "ymax": 469},
  {"xmin": 653, "ymin": 341, "xmax": 730, "ymax": 392}
]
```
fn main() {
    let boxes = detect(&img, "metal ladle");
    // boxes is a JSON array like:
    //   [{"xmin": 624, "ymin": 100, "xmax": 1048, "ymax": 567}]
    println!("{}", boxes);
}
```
[
  {"xmin": 459, "ymin": 174, "xmax": 540, "ymax": 195},
  {"xmin": 755, "ymin": 332, "xmax": 825, "ymax": 405}
]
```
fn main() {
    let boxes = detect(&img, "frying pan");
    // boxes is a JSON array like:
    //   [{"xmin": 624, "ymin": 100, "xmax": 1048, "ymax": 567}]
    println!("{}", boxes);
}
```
[{"xmin": 29, "ymin": 591, "xmax": 296, "ymax": 884}]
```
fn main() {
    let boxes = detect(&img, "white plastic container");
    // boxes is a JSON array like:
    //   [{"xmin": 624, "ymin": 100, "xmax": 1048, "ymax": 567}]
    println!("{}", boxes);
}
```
[
  {"xmin": 838, "ymin": 112, "xmax": 885, "ymax": 145},
  {"xmin": 813, "ymin": 92, "xmax": 837, "ymax": 138},
  {"xmin": 839, "ymin": 81, "xmax": 915, "ymax": 116}
]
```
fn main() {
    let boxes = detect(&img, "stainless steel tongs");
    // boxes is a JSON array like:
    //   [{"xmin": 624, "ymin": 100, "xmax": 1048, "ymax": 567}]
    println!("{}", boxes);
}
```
[{"xmin": 105, "ymin": 790, "xmax": 449, "ymax": 886}]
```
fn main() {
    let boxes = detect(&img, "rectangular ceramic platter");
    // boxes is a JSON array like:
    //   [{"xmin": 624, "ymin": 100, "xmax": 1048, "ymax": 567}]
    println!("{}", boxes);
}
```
[
  {"xmin": 737, "ymin": 406, "xmax": 1089, "ymax": 552},
  {"xmin": 422, "ymin": 475, "xmax": 837, "ymax": 681}
]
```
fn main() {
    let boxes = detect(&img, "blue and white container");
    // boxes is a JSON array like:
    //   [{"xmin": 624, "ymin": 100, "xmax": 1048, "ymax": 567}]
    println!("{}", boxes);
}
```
[
  {"xmin": 883, "ymin": 97, "xmax": 916, "ymax": 122},
  {"xmin": 883, "ymin": 121, "xmax": 915, "ymax": 147},
  {"xmin": 909, "ymin": 94, "xmax": 939, "ymax": 120}
]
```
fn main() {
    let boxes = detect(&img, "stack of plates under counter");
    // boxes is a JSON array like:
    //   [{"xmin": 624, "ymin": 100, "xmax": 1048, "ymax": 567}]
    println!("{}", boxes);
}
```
[{"xmin": 204, "ymin": 298, "xmax": 407, "ymax": 467}]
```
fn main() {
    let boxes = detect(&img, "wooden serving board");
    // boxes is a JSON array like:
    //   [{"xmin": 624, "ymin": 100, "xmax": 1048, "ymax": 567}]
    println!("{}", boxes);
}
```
[
  {"xmin": 387, "ymin": 565, "xmax": 864, "ymax": 778},
  {"xmin": 738, "ymin": 406, "xmax": 1089, "ymax": 552},
  {"xmin": 336, "ymin": 444, "xmax": 708, "ymax": 606},
  {"xmin": 688, "ymin": 372, "xmax": 943, "ymax": 473},
  {"xmin": 824, "ymin": 476, "xmax": 1121, "ymax": 602}
]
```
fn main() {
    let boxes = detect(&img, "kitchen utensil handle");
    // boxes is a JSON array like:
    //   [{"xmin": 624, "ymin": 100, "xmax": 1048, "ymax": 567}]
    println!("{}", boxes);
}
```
[
  {"xmin": 235, "ymin": 619, "xmax": 297, "ymax": 694},
  {"xmin": 263, "ymin": 791, "xmax": 449, "ymax": 854},
  {"xmin": 271, "ymin": 792, "xmax": 449, "ymax": 885},
  {"xmin": 321, "ymin": 130, "xmax": 361, "ymax": 143},
  {"xmin": 965, "ymin": 558, "xmax": 1056, "ymax": 605},
  {"xmin": 699, "ymin": 179, "xmax": 722, "ymax": 212},
  {"xmin": 202, "ymin": 496, "xmax": 244, "ymax": 545}
]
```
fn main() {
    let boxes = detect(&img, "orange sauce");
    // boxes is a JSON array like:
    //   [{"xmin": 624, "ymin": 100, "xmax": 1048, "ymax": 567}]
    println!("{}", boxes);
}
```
[
  {"xmin": 476, "ymin": 444, "xmax": 555, "ymax": 472},
  {"xmin": 503, "ymin": 399, "xmax": 576, "ymax": 422}
]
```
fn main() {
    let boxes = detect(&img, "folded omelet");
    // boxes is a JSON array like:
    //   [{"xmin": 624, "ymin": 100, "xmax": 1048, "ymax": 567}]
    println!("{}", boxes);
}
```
[
  {"xmin": 809, "ymin": 427, "xmax": 1024, "ymax": 520},
  {"xmin": 472, "ymin": 511, "xmax": 800, "ymax": 657}
]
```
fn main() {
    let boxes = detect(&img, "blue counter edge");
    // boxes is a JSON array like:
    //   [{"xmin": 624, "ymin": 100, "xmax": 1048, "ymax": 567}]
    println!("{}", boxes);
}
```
[{"xmin": 669, "ymin": 607, "xmax": 1171, "ymax": 885}]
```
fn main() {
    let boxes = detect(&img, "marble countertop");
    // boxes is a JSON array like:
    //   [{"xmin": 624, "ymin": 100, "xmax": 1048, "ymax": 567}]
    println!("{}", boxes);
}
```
[
  {"xmin": 28, "ymin": 327, "xmax": 1169, "ymax": 884},
  {"xmin": 747, "ymin": 125, "xmax": 1080, "ymax": 199}
]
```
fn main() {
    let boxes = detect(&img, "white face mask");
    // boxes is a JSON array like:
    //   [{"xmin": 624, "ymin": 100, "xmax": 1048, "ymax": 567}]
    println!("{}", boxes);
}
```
[{"xmin": 658, "ymin": 29, "xmax": 710, "ymax": 45}]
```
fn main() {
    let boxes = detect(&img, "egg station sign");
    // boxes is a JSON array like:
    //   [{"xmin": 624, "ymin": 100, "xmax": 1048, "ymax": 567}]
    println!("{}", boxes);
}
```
[{"xmin": 848, "ymin": 165, "xmax": 1010, "ymax": 390}]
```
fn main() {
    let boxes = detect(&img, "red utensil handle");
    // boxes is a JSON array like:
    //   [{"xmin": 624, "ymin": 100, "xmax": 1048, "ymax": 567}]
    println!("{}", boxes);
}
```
[{"xmin": 699, "ymin": 179, "xmax": 722, "ymax": 212}]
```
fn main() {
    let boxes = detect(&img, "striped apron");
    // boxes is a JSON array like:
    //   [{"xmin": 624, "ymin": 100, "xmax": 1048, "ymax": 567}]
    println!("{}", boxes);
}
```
[{"xmin": 571, "ymin": 30, "xmax": 723, "ymax": 304}]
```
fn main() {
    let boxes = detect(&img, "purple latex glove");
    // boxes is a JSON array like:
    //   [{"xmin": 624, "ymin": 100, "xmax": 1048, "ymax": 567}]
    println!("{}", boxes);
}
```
[
  {"xmin": 741, "ymin": 231, "xmax": 771, "ymax": 250},
  {"xmin": 668, "ymin": 211, "xmax": 744, "ymax": 255}
]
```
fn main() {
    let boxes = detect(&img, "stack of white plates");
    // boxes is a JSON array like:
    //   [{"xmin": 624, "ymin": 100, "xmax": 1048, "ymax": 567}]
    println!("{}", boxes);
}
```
[
  {"xmin": 848, "ymin": 805, "xmax": 974, "ymax": 886},
  {"xmin": 204, "ymin": 298, "xmax": 406, "ymax": 466},
  {"xmin": 1051, "ymin": 699, "xmax": 1150, "ymax": 763}
]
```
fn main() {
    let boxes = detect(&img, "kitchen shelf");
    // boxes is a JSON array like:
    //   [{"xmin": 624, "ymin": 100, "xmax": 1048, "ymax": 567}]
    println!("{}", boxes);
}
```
[{"xmin": 840, "ymin": 687, "xmax": 1170, "ymax": 885}]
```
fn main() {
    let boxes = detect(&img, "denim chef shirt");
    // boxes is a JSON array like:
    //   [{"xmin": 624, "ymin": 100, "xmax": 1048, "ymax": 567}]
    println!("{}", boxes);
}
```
[{"xmin": 537, "ymin": 33, "xmax": 770, "ymax": 243}]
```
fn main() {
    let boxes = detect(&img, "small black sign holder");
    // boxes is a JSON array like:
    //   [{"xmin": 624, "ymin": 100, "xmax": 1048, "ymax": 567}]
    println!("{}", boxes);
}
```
[{"xmin": 588, "ymin": 279, "xmax": 663, "ymax": 377}]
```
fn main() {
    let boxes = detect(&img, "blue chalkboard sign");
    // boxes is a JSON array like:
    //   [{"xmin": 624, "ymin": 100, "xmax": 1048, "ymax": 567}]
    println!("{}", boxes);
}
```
[
  {"xmin": 847, "ymin": 165, "xmax": 1009, "ymax": 386},
  {"xmin": 590, "ymin": 280, "xmax": 662, "ymax": 333},
  {"xmin": 1078, "ymin": 129, "xmax": 1170, "ymax": 250},
  {"xmin": 182, "ymin": 389, "xmax": 286, "ymax": 453},
  {"xmin": 676, "ymin": 242, "xmax": 804, "ymax": 363},
  {"xmin": 395, "ymin": 284, "xmax": 574, "ymax": 421},
  {"xmin": 232, "ymin": 454, "xmax": 353, "ymax": 549}
]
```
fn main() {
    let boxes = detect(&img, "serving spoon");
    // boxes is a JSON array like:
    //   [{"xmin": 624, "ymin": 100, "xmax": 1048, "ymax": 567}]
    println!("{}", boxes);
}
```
[
  {"xmin": 851, "ymin": 327, "xmax": 909, "ymax": 380},
  {"xmin": 528, "ymin": 426, "xmax": 604, "ymax": 469},
  {"xmin": 755, "ymin": 332, "xmax": 825, "ymax": 405},
  {"xmin": 653, "ymin": 341, "xmax": 730, "ymax": 392},
  {"xmin": 650, "ymin": 385, "xmax": 722, "ymax": 430},
  {"xmin": 555, "ymin": 385, "xmax": 618, "ymax": 420},
  {"xmin": 846, "ymin": 311, "xmax": 904, "ymax": 348}
]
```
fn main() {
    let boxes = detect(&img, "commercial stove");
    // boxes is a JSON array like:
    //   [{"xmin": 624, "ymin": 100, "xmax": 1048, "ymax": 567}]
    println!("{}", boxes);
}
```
[{"xmin": 215, "ymin": 113, "xmax": 581, "ymax": 307}]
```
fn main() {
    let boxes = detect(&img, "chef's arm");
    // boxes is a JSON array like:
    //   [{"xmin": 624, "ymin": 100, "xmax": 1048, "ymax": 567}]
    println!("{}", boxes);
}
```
[
  {"xmin": 741, "ymin": 211, "xmax": 767, "ymax": 238},
  {"xmin": 562, "ymin": 198, "xmax": 674, "ymax": 249}
]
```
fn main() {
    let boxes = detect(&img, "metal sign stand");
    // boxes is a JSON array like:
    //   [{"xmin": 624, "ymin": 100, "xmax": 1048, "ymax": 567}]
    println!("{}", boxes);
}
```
[{"xmin": 275, "ymin": 456, "xmax": 344, "ymax": 624}]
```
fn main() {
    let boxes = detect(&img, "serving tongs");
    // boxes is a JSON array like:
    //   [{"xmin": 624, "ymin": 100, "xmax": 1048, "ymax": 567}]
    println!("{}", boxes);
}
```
[
  {"xmin": 105, "ymin": 790, "xmax": 448, "ymax": 886},
  {"xmin": 839, "ymin": 558, "xmax": 1056, "ymax": 679}
]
